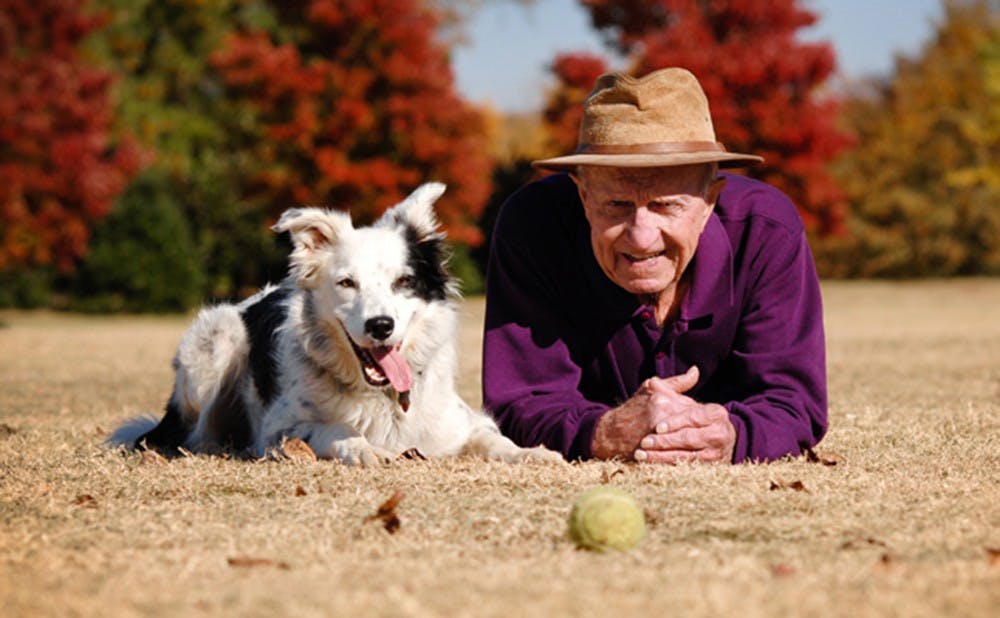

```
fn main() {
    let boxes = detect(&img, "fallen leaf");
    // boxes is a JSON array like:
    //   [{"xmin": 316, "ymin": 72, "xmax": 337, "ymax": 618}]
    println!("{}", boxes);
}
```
[
  {"xmin": 277, "ymin": 437, "xmax": 317, "ymax": 462},
  {"xmin": 840, "ymin": 537, "xmax": 888, "ymax": 550},
  {"xmin": 769, "ymin": 478, "xmax": 808, "ymax": 492},
  {"xmin": 0, "ymin": 423, "xmax": 17, "ymax": 436},
  {"xmin": 987, "ymin": 547, "xmax": 1000, "ymax": 566},
  {"xmin": 804, "ymin": 447, "xmax": 840, "ymax": 466},
  {"xmin": 770, "ymin": 563, "xmax": 796, "ymax": 577},
  {"xmin": 227, "ymin": 557, "xmax": 290, "ymax": 570},
  {"xmin": 72, "ymin": 494, "xmax": 98, "ymax": 509},
  {"xmin": 874, "ymin": 552, "xmax": 898, "ymax": 573},
  {"xmin": 294, "ymin": 486, "xmax": 307, "ymax": 497},
  {"xmin": 398, "ymin": 448, "xmax": 426, "ymax": 461},
  {"xmin": 364, "ymin": 490, "xmax": 405, "ymax": 534},
  {"xmin": 601, "ymin": 467, "xmax": 626, "ymax": 483}
]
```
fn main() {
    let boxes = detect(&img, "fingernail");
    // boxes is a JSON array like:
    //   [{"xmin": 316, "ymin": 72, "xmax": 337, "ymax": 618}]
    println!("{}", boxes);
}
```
[
  {"xmin": 634, "ymin": 449, "xmax": 648, "ymax": 461},
  {"xmin": 640, "ymin": 436, "xmax": 654, "ymax": 449},
  {"xmin": 655, "ymin": 422, "xmax": 669, "ymax": 434}
]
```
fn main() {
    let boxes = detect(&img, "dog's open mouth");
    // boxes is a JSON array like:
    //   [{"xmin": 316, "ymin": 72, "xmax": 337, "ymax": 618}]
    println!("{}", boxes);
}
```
[{"xmin": 347, "ymin": 337, "xmax": 413, "ymax": 408}]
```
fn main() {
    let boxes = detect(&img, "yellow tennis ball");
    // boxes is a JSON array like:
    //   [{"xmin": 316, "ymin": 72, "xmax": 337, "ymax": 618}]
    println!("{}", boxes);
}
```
[{"xmin": 568, "ymin": 486, "xmax": 646, "ymax": 552}]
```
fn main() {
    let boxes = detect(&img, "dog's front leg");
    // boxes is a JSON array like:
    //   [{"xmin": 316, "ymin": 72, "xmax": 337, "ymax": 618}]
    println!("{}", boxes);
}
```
[{"xmin": 287, "ymin": 422, "xmax": 395, "ymax": 466}]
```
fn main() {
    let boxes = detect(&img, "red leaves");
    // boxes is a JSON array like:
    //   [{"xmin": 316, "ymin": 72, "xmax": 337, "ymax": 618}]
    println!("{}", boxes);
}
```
[
  {"xmin": 0, "ymin": 0, "xmax": 141, "ymax": 272},
  {"xmin": 210, "ymin": 0, "xmax": 492, "ymax": 245}
]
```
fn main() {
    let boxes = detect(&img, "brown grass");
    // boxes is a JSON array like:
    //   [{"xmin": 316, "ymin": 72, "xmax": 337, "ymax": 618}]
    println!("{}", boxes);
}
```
[{"xmin": 1, "ymin": 280, "xmax": 998, "ymax": 617}]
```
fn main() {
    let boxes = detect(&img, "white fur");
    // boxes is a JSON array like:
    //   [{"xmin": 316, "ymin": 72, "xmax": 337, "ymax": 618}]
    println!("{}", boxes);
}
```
[{"xmin": 109, "ymin": 183, "xmax": 562, "ymax": 466}]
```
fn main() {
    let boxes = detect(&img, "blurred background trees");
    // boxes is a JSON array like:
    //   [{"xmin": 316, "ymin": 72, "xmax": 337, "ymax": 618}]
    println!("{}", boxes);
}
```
[{"xmin": 0, "ymin": 0, "xmax": 997, "ymax": 312}]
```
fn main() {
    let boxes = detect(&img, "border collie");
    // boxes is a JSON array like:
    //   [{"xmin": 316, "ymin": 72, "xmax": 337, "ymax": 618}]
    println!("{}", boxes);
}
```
[{"xmin": 109, "ymin": 183, "xmax": 561, "ymax": 465}]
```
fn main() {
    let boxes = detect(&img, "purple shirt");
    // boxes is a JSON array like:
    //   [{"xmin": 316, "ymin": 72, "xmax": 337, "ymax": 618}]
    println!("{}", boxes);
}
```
[{"xmin": 482, "ymin": 172, "xmax": 827, "ymax": 463}]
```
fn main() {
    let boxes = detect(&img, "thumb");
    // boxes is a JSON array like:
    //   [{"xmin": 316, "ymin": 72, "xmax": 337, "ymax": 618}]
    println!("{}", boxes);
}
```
[{"xmin": 660, "ymin": 365, "xmax": 699, "ymax": 393}]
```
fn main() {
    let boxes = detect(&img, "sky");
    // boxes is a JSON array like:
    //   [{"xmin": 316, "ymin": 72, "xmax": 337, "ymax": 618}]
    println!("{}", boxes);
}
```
[{"xmin": 451, "ymin": 0, "xmax": 945, "ymax": 113}]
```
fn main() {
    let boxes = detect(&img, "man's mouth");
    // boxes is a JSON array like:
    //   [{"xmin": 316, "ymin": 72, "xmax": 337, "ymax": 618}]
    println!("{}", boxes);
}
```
[{"xmin": 623, "ymin": 250, "xmax": 666, "ymax": 263}]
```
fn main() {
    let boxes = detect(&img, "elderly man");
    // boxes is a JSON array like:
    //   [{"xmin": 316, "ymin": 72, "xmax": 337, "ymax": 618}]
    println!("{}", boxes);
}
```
[{"xmin": 482, "ymin": 68, "xmax": 827, "ymax": 463}]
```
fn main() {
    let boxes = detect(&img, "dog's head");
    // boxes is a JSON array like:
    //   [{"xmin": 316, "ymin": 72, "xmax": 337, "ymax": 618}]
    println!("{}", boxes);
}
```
[{"xmin": 272, "ymin": 183, "xmax": 455, "ymax": 402}]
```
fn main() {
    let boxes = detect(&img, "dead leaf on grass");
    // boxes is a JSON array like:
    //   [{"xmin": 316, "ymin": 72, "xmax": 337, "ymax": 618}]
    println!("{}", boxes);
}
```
[
  {"xmin": 0, "ymin": 423, "xmax": 17, "ymax": 437},
  {"xmin": 294, "ymin": 486, "xmax": 308, "ymax": 497},
  {"xmin": 769, "ymin": 478, "xmax": 808, "ymax": 493},
  {"xmin": 874, "ymin": 552, "xmax": 898, "ymax": 573},
  {"xmin": 804, "ymin": 447, "xmax": 840, "ymax": 466},
  {"xmin": 770, "ymin": 563, "xmax": 796, "ymax": 577},
  {"xmin": 986, "ymin": 547, "xmax": 1000, "ymax": 566},
  {"xmin": 227, "ymin": 556, "xmax": 290, "ymax": 570},
  {"xmin": 72, "ymin": 494, "xmax": 98, "ymax": 509},
  {"xmin": 364, "ymin": 489, "xmax": 404, "ymax": 534},
  {"xmin": 601, "ymin": 467, "xmax": 626, "ymax": 483},
  {"xmin": 840, "ymin": 537, "xmax": 888, "ymax": 551},
  {"xmin": 276, "ymin": 437, "xmax": 317, "ymax": 462}
]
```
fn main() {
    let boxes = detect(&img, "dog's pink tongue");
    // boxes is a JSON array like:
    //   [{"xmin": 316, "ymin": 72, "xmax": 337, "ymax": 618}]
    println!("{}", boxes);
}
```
[{"xmin": 371, "ymin": 346, "xmax": 413, "ymax": 394}]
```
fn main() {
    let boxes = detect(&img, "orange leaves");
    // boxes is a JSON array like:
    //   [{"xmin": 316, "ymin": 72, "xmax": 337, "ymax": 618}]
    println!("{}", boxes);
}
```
[{"xmin": 364, "ymin": 489, "xmax": 405, "ymax": 535}]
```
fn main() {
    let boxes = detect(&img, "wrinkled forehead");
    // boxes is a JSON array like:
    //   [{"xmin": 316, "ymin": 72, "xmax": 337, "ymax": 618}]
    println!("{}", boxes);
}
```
[
  {"xmin": 575, "ymin": 164, "xmax": 710, "ymax": 198},
  {"xmin": 333, "ymin": 227, "xmax": 409, "ymax": 274}
]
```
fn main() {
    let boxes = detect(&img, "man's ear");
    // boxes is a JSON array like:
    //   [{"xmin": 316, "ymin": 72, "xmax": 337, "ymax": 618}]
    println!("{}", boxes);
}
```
[
  {"xmin": 705, "ymin": 176, "xmax": 726, "ymax": 211},
  {"xmin": 272, "ymin": 207, "xmax": 353, "ymax": 286}
]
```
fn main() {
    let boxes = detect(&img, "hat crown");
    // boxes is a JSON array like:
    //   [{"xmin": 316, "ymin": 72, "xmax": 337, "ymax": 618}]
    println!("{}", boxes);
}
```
[{"xmin": 581, "ymin": 68, "xmax": 716, "ymax": 147}]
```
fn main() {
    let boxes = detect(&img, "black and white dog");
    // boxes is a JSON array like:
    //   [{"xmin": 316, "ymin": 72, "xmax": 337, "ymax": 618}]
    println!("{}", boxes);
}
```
[{"xmin": 110, "ymin": 183, "xmax": 561, "ymax": 465}]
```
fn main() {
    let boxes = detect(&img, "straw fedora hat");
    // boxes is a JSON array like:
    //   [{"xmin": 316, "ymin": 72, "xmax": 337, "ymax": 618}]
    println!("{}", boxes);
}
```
[{"xmin": 533, "ymin": 67, "xmax": 763, "ymax": 171}]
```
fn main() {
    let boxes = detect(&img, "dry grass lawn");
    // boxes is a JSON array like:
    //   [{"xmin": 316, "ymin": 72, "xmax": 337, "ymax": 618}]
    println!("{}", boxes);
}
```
[{"xmin": 1, "ymin": 280, "xmax": 998, "ymax": 617}]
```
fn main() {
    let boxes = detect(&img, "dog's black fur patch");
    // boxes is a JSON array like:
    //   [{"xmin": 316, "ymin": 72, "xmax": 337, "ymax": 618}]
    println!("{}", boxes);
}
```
[
  {"xmin": 136, "ymin": 399, "xmax": 189, "ymax": 454},
  {"xmin": 241, "ymin": 285, "xmax": 292, "ymax": 407},
  {"xmin": 405, "ymin": 226, "xmax": 450, "ymax": 301}
]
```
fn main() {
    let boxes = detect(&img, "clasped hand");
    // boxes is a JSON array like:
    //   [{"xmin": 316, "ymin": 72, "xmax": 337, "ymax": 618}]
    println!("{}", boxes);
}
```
[{"xmin": 591, "ymin": 366, "xmax": 735, "ymax": 463}]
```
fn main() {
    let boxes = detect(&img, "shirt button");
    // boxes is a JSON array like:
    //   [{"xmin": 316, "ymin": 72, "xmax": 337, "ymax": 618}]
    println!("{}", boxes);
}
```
[{"xmin": 655, "ymin": 351, "xmax": 666, "ymax": 359}]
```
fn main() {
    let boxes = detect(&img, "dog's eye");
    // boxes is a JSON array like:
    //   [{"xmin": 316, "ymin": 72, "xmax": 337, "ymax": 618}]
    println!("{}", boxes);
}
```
[
  {"xmin": 337, "ymin": 277, "xmax": 356, "ymax": 289},
  {"xmin": 394, "ymin": 275, "xmax": 414, "ymax": 290}
]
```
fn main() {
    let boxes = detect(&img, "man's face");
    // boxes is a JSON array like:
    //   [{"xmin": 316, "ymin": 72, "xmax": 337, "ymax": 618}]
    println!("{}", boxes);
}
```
[{"xmin": 573, "ymin": 165, "xmax": 723, "ymax": 298}]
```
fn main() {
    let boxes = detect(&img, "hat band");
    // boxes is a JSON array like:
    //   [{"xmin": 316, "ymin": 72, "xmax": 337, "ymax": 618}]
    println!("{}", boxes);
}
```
[{"xmin": 575, "ymin": 141, "xmax": 726, "ymax": 155}]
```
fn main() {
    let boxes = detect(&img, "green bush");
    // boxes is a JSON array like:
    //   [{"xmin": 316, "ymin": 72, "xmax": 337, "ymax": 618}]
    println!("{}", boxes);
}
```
[{"xmin": 69, "ymin": 171, "xmax": 204, "ymax": 313}]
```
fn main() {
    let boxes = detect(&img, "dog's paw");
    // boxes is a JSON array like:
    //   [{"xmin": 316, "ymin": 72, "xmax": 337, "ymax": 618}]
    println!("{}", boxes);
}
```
[
  {"xmin": 323, "ymin": 437, "xmax": 394, "ymax": 467},
  {"xmin": 509, "ymin": 445, "xmax": 565, "ymax": 465}
]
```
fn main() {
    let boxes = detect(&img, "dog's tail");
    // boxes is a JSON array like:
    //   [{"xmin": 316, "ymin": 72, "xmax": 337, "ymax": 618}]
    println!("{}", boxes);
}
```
[{"xmin": 105, "ymin": 415, "xmax": 162, "ymax": 449}]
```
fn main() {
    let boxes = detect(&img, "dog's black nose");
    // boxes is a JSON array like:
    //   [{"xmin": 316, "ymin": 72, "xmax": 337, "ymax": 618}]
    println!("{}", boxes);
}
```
[{"xmin": 364, "ymin": 316, "xmax": 394, "ymax": 341}]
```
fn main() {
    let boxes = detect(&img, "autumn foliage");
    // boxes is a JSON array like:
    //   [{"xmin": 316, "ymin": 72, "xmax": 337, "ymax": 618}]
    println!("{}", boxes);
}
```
[
  {"xmin": 0, "ymin": 0, "xmax": 141, "ymax": 272},
  {"xmin": 211, "ymin": 0, "xmax": 493, "ymax": 245},
  {"xmin": 819, "ymin": 0, "xmax": 1000, "ymax": 276},
  {"xmin": 546, "ymin": 0, "xmax": 851, "ymax": 235}
]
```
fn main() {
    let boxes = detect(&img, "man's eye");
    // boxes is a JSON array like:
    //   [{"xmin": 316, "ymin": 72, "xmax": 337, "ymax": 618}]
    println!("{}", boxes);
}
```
[
  {"xmin": 395, "ymin": 275, "xmax": 414, "ymax": 289},
  {"xmin": 337, "ymin": 277, "xmax": 356, "ymax": 289}
]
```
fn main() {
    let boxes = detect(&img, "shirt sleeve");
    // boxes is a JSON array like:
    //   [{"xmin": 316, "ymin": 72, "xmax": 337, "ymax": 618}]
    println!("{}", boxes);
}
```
[
  {"xmin": 722, "ymin": 224, "xmax": 828, "ymax": 463},
  {"xmin": 481, "ymin": 185, "xmax": 609, "ymax": 461}
]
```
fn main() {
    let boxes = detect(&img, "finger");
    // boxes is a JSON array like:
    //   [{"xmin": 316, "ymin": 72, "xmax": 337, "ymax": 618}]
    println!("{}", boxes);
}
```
[
  {"xmin": 649, "ymin": 366, "xmax": 699, "ymax": 394},
  {"xmin": 634, "ymin": 447, "xmax": 723, "ymax": 464},
  {"xmin": 639, "ymin": 426, "xmax": 706, "ymax": 451},
  {"xmin": 657, "ymin": 403, "xmax": 728, "ymax": 433}
]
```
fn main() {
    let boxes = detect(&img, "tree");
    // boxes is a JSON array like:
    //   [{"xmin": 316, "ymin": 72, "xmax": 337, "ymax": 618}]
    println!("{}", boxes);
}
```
[
  {"xmin": 210, "ymin": 0, "xmax": 494, "ymax": 246},
  {"xmin": 86, "ymin": 0, "xmax": 286, "ymax": 299},
  {"xmin": 543, "ymin": 0, "xmax": 851, "ymax": 235},
  {"xmin": 0, "ymin": 0, "xmax": 142, "ymax": 273},
  {"xmin": 818, "ymin": 0, "xmax": 1000, "ymax": 277}
]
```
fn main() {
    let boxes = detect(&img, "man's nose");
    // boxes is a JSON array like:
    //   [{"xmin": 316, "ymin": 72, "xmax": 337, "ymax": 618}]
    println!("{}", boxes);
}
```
[{"xmin": 624, "ymin": 206, "xmax": 661, "ymax": 248}]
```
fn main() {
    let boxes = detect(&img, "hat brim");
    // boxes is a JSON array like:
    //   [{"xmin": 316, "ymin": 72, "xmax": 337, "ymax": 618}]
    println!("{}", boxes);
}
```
[{"xmin": 532, "ymin": 151, "xmax": 763, "ymax": 172}]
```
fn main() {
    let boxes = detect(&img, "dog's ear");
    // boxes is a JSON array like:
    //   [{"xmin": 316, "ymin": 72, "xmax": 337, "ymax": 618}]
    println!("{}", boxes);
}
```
[
  {"xmin": 272, "ymin": 208, "xmax": 353, "ymax": 285},
  {"xmin": 377, "ymin": 182, "xmax": 446, "ymax": 240}
]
